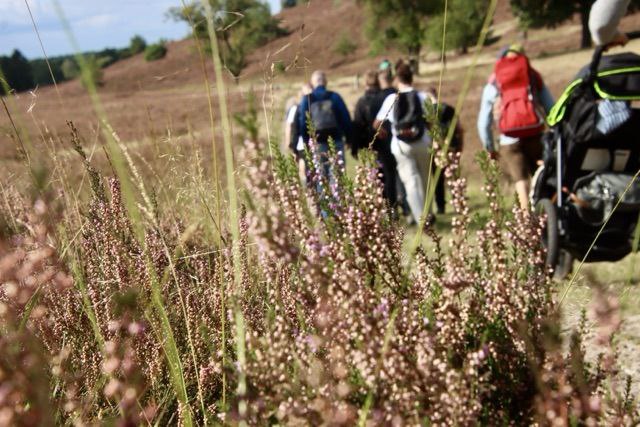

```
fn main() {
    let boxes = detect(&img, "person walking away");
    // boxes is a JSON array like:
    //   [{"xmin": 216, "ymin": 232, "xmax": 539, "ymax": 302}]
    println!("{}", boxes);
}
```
[
  {"xmin": 379, "ymin": 67, "xmax": 413, "ymax": 221},
  {"xmin": 477, "ymin": 44, "xmax": 555, "ymax": 211},
  {"xmin": 425, "ymin": 88, "xmax": 464, "ymax": 214},
  {"xmin": 285, "ymin": 83, "xmax": 313, "ymax": 184},
  {"xmin": 298, "ymin": 70, "xmax": 353, "ymax": 198},
  {"xmin": 352, "ymin": 70, "xmax": 398, "ymax": 211},
  {"xmin": 374, "ymin": 61, "xmax": 433, "ymax": 227},
  {"xmin": 589, "ymin": 0, "xmax": 630, "ymax": 47}
]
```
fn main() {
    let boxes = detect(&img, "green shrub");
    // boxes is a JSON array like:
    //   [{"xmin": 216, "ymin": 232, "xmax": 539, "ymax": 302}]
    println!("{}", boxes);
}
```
[
  {"xmin": 333, "ymin": 33, "xmax": 357, "ymax": 57},
  {"xmin": 272, "ymin": 60, "xmax": 286, "ymax": 74},
  {"xmin": 144, "ymin": 43, "xmax": 167, "ymax": 62},
  {"xmin": 61, "ymin": 58, "xmax": 79, "ymax": 80}
]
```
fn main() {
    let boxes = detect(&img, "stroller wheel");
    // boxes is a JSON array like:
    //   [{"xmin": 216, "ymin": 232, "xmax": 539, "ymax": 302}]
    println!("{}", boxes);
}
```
[{"xmin": 535, "ymin": 198, "xmax": 560, "ymax": 273}]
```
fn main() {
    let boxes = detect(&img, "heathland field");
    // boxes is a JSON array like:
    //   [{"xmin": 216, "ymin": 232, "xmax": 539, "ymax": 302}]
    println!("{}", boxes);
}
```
[{"xmin": 2, "ymin": 0, "xmax": 640, "ymax": 424}]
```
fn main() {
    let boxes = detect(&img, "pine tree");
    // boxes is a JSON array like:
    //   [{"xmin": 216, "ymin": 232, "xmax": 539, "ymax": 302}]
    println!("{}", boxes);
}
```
[{"xmin": 0, "ymin": 50, "xmax": 34, "ymax": 94}]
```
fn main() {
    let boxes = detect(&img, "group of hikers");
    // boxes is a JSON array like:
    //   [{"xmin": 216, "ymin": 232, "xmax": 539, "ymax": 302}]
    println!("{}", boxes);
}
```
[
  {"xmin": 283, "ymin": 0, "xmax": 631, "ymax": 227},
  {"xmin": 285, "ymin": 62, "xmax": 461, "ymax": 226}
]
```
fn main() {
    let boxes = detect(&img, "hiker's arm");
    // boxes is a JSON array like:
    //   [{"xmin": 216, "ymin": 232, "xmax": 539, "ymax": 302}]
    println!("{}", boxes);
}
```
[
  {"xmin": 477, "ymin": 84, "xmax": 496, "ymax": 152},
  {"xmin": 334, "ymin": 94, "xmax": 353, "ymax": 143},
  {"xmin": 539, "ymin": 84, "xmax": 555, "ymax": 115},
  {"xmin": 589, "ymin": 0, "xmax": 631, "ymax": 46}
]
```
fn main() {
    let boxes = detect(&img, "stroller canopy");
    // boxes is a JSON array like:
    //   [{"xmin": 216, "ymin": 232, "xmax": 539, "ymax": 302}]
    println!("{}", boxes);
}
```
[{"xmin": 548, "ymin": 52, "xmax": 640, "ymax": 126}]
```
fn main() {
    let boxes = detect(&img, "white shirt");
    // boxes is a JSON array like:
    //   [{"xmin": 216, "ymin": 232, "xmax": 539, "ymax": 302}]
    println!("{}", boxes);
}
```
[
  {"xmin": 376, "ymin": 87, "xmax": 431, "ymax": 146},
  {"xmin": 286, "ymin": 104, "xmax": 305, "ymax": 151}
]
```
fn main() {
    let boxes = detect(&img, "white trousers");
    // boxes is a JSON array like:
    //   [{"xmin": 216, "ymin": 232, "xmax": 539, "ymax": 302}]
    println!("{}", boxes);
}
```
[{"xmin": 391, "ymin": 138, "xmax": 432, "ymax": 223}]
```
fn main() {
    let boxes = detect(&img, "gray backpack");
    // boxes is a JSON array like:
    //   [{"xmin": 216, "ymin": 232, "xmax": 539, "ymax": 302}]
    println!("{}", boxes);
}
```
[
  {"xmin": 310, "ymin": 93, "xmax": 338, "ymax": 142},
  {"xmin": 574, "ymin": 173, "xmax": 640, "ymax": 224}
]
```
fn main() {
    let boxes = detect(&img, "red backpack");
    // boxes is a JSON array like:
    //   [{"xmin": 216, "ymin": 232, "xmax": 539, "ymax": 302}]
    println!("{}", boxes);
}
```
[{"xmin": 494, "ymin": 54, "xmax": 545, "ymax": 138}]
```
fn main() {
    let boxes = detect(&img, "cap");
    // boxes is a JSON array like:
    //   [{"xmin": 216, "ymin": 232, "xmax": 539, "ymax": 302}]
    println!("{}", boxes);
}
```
[
  {"xmin": 379, "ymin": 59, "xmax": 392, "ymax": 71},
  {"xmin": 499, "ymin": 43, "xmax": 525, "ymax": 58}
]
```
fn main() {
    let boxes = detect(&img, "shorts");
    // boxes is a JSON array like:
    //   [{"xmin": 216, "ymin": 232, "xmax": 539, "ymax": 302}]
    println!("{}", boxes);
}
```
[{"xmin": 501, "ymin": 136, "xmax": 542, "ymax": 182}]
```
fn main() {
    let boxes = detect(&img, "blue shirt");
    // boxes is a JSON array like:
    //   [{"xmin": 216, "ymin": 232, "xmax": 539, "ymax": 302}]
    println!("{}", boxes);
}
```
[
  {"xmin": 477, "ymin": 82, "xmax": 555, "ymax": 152},
  {"xmin": 298, "ymin": 86, "xmax": 352, "ymax": 143}
]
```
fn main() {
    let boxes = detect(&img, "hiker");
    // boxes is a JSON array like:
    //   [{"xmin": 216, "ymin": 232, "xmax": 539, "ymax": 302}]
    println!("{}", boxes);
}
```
[
  {"xmin": 298, "ymin": 70, "xmax": 352, "ymax": 197},
  {"xmin": 379, "ymin": 66, "xmax": 412, "ymax": 221},
  {"xmin": 374, "ymin": 60, "xmax": 433, "ymax": 227},
  {"xmin": 425, "ymin": 88, "xmax": 464, "ymax": 214},
  {"xmin": 285, "ymin": 83, "xmax": 313, "ymax": 183},
  {"xmin": 589, "ymin": 0, "xmax": 630, "ymax": 47},
  {"xmin": 477, "ymin": 44, "xmax": 555, "ymax": 211},
  {"xmin": 352, "ymin": 70, "xmax": 398, "ymax": 211}
]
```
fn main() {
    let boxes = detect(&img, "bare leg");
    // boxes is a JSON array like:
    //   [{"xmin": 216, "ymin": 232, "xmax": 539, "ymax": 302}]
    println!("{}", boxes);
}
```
[
  {"xmin": 515, "ymin": 179, "xmax": 530, "ymax": 212},
  {"xmin": 298, "ymin": 158, "xmax": 307, "ymax": 186}
]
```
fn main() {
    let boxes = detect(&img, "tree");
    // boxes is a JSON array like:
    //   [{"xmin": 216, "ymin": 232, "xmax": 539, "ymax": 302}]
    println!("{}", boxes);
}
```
[
  {"xmin": 60, "ymin": 55, "xmax": 102, "ymax": 88},
  {"xmin": 511, "ymin": 0, "xmax": 640, "ymax": 49},
  {"xmin": 359, "ymin": 0, "xmax": 441, "ymax": 73},
  {"xmin": 79, "ymin": 55, "xmax": 104, "ymax": 88},
  {"xmin": 0, "ymin": 50, "xmax": 34, "ymax": 93},
  {"xmin": 130, "ymin": 35, "xmax": 147, "ymax": 55},
  {"xmin": 30, "ymin": 58, "xmax": 65, "ymax": 86},
  {"xmin": 426, "ymin": 0, "xmax": 487, "ymax": 54},
  {"xmin": 61, "ymin": 58, "xmax": 79, "ymax": 80},
  {"xmin": 144, "ymin": 42, "xmax": 168, "ymax": 61},
  {"xmin": 167, "ymin": 1, "xmax": 286, "ymax": 81},
  {"xmin": 281, "ymin": 0, "xmax": 300, "ymax": 7}
]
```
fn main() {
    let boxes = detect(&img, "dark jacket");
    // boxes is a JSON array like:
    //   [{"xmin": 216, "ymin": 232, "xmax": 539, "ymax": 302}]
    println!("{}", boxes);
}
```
[
  {"xmin": 298, "ymin": 86, "xmax": 352, "ymax": 144},
  {"xmin": 437, "ymin": 102, "xmax": 463, "ymax": 151},
  {"xmin": 352, "ymin": 88, "xmax": 385, "ymax": 156}
]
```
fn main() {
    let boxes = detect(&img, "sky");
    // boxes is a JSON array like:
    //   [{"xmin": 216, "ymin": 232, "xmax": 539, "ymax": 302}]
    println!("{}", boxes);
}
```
[{"xmin": 0, "ymin": 0, "xmax": 282, "ymax": 59}]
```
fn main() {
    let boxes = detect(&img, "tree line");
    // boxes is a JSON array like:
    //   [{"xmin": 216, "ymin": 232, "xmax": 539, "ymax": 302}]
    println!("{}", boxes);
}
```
[
  {"xmin": 173, "ymin": 0, "xmax": 640, "ymax": 79},
  {"xmin": 361, "ymin": 0, "xmax": 640, "ymax": 72},
  {"xmin": 0, "ymin": 35, "xmax": 166, "ymax": 94}
]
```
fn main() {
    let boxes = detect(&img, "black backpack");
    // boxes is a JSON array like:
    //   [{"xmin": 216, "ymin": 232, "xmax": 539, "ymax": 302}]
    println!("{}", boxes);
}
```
[
  {"xmin": 393, "ymin": 91, "xmax": 426, "ymax": 143},
  {"xmin": 309, "ymin": 92, "xmax": 338, "ymax": 142}
]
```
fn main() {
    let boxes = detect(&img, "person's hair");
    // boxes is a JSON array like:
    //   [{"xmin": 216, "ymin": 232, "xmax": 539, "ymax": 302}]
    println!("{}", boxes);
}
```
[
  {"xmin": 311, "ymin": 70, "xmax": 327, "ymax": 88},
  {"xmin": 365, "ymin": 70, "xmax": 380, "ymax": 89},
  {"xmin": 378, "ymin": 69, "xmax": 393, "ymax": 86},
  {"xmin": 395, "ymin": 60, "xmax": 413, "ymax": 85}
]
